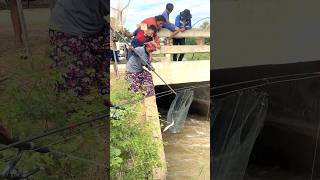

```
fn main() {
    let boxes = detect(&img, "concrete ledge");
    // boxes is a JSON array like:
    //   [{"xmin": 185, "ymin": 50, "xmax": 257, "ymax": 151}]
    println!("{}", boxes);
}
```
[
  {"xmin": 157, "ymin": 29, "xmax": 210, "ymax": 38},
  {"xmin": 110, "ymin": 60, "xmax": 210, "ymax": 86},
  {"xmin": 144, "ymin": 96, "xmax": 167, "ymax": 180},
  {"xmin": 151, "ymin": 60, "xmax": 210, "ymax": 85},
  {"xmin": 153, "ymin": 45, "xmax": 210, "ymax": 54}
]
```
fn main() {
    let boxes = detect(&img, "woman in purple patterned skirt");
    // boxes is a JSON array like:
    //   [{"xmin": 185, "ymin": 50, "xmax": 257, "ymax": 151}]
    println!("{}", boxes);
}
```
[
  {"xmin": 126, "ymin": 42, "xmax": 157, "ymax": 97},
  {"xmin": 49, "ymin": 0, "xmax": 109, "ymax": 100}
]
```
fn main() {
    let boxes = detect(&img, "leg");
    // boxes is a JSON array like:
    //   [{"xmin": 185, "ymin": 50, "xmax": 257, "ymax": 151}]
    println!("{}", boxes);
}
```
[
  {"xmin": 141, "ymin": 71, "xmax": 155, "ymax": 97},
  {"xmin": 172, "ymin": 38, "xmax": 179, "ymax": 61},
  {"xmin": 178, "ymin": 38, "xmax": 186, "ymax": 61},
  {"xmin": 126, "ymin": 72, "xmax": 142, "ymax": 93}
]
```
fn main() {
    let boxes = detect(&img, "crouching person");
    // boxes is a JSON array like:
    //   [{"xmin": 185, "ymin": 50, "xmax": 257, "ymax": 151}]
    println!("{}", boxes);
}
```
[{"xmin": 126, "ymin": 42, "xmax": 157, "ymax": 97}]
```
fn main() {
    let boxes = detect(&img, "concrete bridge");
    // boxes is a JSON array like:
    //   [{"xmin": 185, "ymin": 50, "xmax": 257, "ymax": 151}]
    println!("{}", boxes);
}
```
[
  {"xmin": 111, "ymin": 29, "xmax": 210, "ymax": 86},
  {"xmin": 111, "ymin": 60, "xmax": 210, "ymax": 86},
  {"xmin": 111, "ymin": 28, "xmax": 210, "ymax": 180}
]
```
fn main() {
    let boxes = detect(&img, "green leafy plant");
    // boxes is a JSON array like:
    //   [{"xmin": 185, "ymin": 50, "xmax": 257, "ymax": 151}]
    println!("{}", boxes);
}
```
[
  {"xmin": 0, "ymin": 54, "xmax": 107, "ymax": 179},
  {"xmin": 110, "ymin": 79, "xmax": 160, "ymax": 179}
]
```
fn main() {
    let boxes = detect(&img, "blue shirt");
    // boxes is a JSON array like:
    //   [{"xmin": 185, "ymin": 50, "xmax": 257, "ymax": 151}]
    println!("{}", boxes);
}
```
[
  {"xmin": 162, "ymin": 10, "xmax": 170, "ymax": 22},
  {"xmin": 162, "ymin": 10, "xmax": 177, "ymax": 32},
  {"xmin": 175, "ymin": 15, "xmax": 192, "ymax": 30}
]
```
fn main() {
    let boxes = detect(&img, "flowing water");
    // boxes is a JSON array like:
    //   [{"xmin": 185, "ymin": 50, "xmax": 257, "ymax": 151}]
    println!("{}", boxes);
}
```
[{"xmin": 162, "ymin": 114, "xmax": 210, "ymax": 180}]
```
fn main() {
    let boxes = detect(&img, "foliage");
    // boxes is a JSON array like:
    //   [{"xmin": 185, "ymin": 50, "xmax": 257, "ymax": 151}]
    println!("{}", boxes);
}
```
[
  {"xmin": 184, "ymin": 53, "xmax": 210, "ymax": 61},
  {"xmin": 200, "ymin": 21, "xmax": 210, "ymax": 31},
  {"xmin": 0, "ymin": 53, "xmax": 107, "ymax": 179},
  {"xmin": 110, "ymin": 79, "xmax": 160, "ymax": 179}
]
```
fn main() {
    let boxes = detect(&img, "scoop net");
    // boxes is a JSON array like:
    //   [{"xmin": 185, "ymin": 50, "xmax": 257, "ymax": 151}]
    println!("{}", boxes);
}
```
[
  {"xmin": 212, "ymin": 89, "xmax": 268, "ymax": 180},
  {"xmin": 164, "ymin": 89, "xmax": 194, "ymax": 133}
]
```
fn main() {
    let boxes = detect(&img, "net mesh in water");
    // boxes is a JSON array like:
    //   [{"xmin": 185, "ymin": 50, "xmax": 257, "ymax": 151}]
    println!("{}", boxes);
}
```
[
  {"xmin": 166, "ymin": 89, "xmax": 194, "ymax": 133},
  {"xmin": 211, "ymin": 89, "xmax": 268, "ymax": 180}
]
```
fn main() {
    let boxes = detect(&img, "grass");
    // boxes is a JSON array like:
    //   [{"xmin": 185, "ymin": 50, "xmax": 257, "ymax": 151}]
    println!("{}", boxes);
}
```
[
  {"xmin": 0, "ymin": 9, "xmax": 108, "ymax": 179},
  {"xmin": 110, "ymin": 77, "xmax": 160, "ymax": 179},
  {"xmin": 185, "ymin": 52, "xmax": 210, "ymax": 61}
]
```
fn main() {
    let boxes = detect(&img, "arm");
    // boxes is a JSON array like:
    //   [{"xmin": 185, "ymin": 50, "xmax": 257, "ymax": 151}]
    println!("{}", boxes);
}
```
[
  {"xmin": 135, "ymin": 30, "xmax": 146, "ymax": 44},
  {"xmin": 175, "ymin": 16, "xmax": 181, "ymax": 29},
  {"xmin": 153, "ymin": 33, "xmax": 160, "ymax": 48},
  {"xmin": 185, "ymin": 19, "xmax": 192, "ymax": 30},
  {"xmin": 130, "ymin": 31, "xmax": 146, "ymax": 47},
  {"xmin": 167, "ymin": 30, "xmax": 180, "ymax": 40},
  {"xmin": 120, "ymin": 27, "xmax": 133, "ymax": 38}
]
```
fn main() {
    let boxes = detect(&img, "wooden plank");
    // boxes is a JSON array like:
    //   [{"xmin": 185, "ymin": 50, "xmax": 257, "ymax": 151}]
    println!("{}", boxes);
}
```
[
  {"xmin": 157, "ymin": 29, "xmax": 210, "ymax": 38},
  {"xmin": 153, "ymin": 45, "xmax": 210, "ymax": 54}
]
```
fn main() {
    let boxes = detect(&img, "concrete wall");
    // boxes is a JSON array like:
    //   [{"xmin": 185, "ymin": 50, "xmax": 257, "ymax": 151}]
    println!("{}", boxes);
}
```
[
  {"xmin": 110, "ymin": 60, "xmax": 211, "ymax": 86},
  {"xmin": 212, "ymin": 0, "xmax": 320, "ymax": 69}
]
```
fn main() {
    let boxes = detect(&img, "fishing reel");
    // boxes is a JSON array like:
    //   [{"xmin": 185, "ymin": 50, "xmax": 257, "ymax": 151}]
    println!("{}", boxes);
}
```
[
  {"xmin": 0, "ymin": 141, "xmax": 49, "ymax": 180},
  {"xmin": 1, "ymin": 150, "xmax": 45, "ymax": 180},
  {"xmin": 111, "ymin": 104, "xmax": 126, "ymax": 120}
]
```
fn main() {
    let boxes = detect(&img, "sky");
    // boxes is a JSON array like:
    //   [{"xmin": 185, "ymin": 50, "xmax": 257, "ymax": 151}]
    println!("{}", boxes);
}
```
[{"xmin": 110, "ymin": 0, "xmax": 210, "ymax": 32}]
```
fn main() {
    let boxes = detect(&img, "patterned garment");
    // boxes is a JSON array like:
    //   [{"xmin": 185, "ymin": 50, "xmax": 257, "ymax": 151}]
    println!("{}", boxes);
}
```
[
  {"xmin": 49, "ymin": 26, "xmax": 110, "ymax": 97},
  {"xmin": 126, "ymin": 70, "xmax": 155, "ymax": 97}
]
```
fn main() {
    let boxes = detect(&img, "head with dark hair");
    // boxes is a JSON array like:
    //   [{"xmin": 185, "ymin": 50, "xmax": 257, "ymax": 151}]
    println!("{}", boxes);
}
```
[
  {"xmin": 155, "ymin": 15, "xmax": 166, "ymax": 22},
  {"xmin": 145, "ymin": 25, "xmax": 157, "ymax": 36},
  {"xmin": 154, "ymin": 15, "xmax": 166, "ymax": 28},
  {"xmin": 166, "ymin": 3, "xmax": 174, "ymax": 13},
  {"xmin": 180, "ymin": 9, "xmax": 192, "ymax": 20},
  {"xmin": 148, "ymin": 25, "xmax": 157, "ymax": 33}
]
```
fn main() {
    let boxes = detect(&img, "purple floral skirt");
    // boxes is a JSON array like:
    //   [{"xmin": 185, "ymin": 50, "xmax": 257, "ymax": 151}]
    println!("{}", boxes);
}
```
[
  {"xmin": 49, "ymin": 27, "xmax": 109, "ymax": 97},
  {"xmin": 126, "ymin": 70, "xmax": 155, "ymax": 97}
]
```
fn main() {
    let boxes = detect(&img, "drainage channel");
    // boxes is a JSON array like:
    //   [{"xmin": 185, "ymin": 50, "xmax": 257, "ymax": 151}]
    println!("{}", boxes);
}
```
[{"xmin": 156, "ymin": 82, "xmax": 210, "ymax": 180}]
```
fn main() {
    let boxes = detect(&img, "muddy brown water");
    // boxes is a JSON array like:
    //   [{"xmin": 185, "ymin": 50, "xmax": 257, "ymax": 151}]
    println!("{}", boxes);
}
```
[{"xmin": 162, "ymin": 114, "xmax": 210, "ymax": 180}]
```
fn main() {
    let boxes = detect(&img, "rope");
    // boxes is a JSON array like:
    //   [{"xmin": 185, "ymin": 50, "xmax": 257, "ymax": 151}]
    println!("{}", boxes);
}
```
[
  {"xmin": 0, "ymin": 114, "xmax": 108, "ymax": 152},
  {"xmin": 192, "ymin": 17, "xmax": 210, "ymax": 27},
  {"xmin": 212, "ymin": 74, "xmax": 320, "ymax": 98},
  {"xmin": 50, "ymin": 149, "xmax": 106, "ymax": 168},
  {"xmin": 211, "ymin": 72, "xmax": 320, "ymax": 90}
]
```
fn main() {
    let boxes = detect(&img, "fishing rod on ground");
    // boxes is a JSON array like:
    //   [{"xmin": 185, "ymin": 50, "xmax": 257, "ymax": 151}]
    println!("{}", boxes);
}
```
[
  {"xmin": 0, "ymin": 115, "xmax": 109, "ymax": 179},
  {"xmin": 0, "ymin": 114, "xmax": 108, "ymax": 152},
  {"xmin": 1, "ymin": 141, "xmax": 106, "ymax": 180}
]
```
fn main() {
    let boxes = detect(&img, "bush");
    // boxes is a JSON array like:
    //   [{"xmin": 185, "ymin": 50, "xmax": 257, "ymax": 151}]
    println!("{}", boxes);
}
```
[
  {"xmin": 0, "ymin": 55, "xmax": 107, "ymax": 179},
  {"xmin": 110, "ymin": 79, "xmax": 160, "ymax": 179}
]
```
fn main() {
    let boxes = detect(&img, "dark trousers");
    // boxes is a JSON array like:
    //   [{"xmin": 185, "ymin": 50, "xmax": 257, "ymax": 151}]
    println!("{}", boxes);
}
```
[
  {"xmin": 111, "ymin": 50, "xmax": 120, "ymax": 62},
  {"xmin": 173, "ymin": 38, "xmax": 186, "ymax": 61}
]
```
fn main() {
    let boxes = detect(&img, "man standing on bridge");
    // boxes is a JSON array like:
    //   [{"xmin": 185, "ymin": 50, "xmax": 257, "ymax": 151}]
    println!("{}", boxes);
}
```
[{"xmin": 173, "ymin": 9, "xmax": 192, "ymax": 61}]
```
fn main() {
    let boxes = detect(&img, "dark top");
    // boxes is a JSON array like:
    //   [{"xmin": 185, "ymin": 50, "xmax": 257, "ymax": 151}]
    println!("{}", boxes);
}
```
[
  {"xmin": 126, "ymin": 46, "xmax": 150, "ymax": 73},
  {"xmin": 50, "ymin": 0, "xmax": 108, "ymax": 35}
]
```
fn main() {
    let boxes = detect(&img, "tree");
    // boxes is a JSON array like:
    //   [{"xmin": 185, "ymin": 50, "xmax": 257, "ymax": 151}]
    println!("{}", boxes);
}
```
[{"xmin": 200, "ymin": 21, "xmax": 210, "ymax": 31}]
